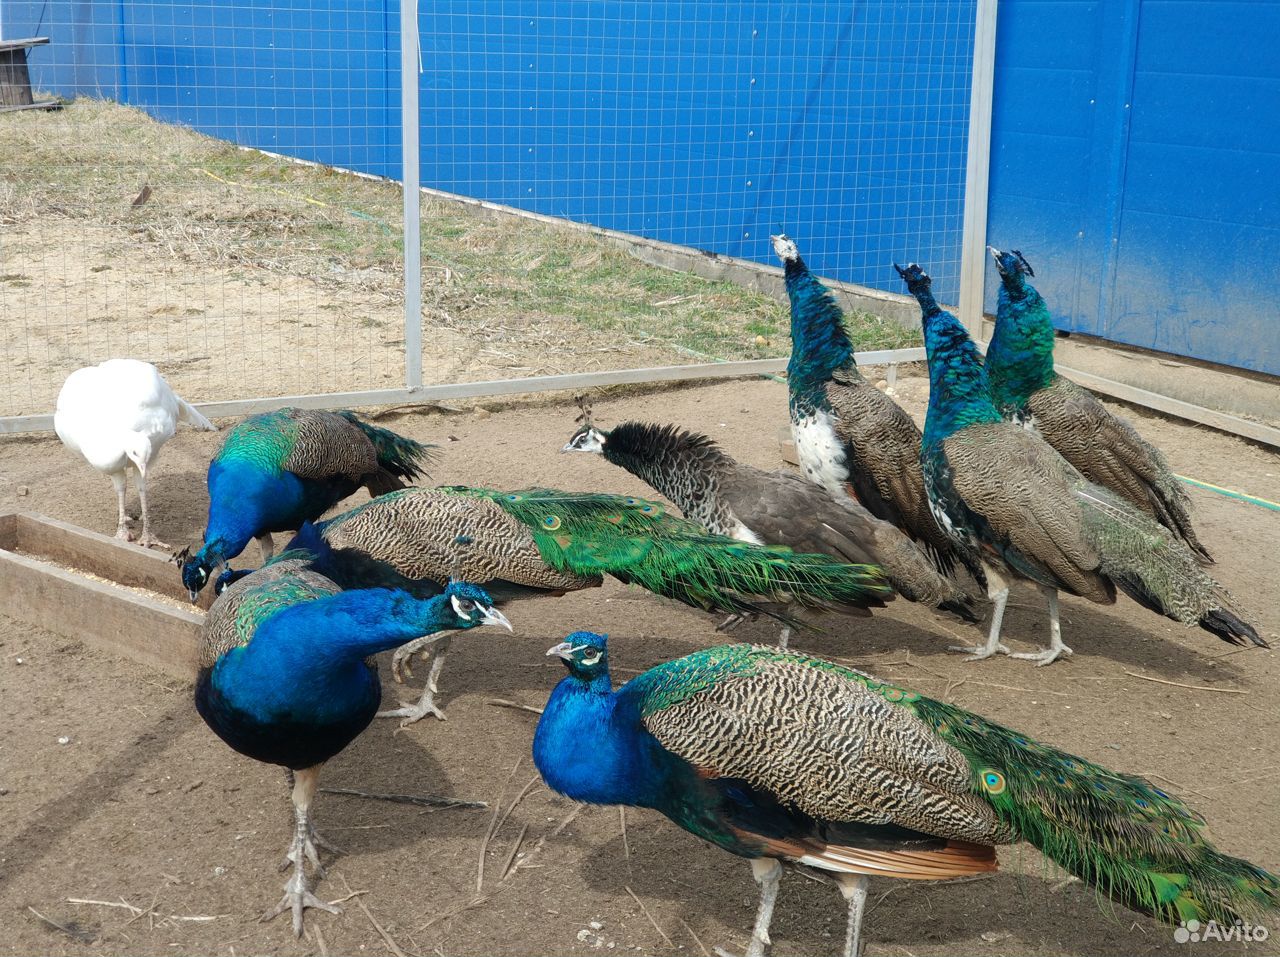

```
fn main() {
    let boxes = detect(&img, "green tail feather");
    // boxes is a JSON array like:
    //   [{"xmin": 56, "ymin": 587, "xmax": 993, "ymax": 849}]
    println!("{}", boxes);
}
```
[
  {"xmin": 713, "ymin": 647, "xmax": 1279, "ymax": 927},
  {"xmin": 906, "ymin": 694, "xmax": 1280, "ymax": 926},
  {"xmin": 438, "ymin": 487, "xmax": 893, "ymax": 616},
  {"xmin": 336, "ymin": 410, "xmax": 436, "ymax": 481}
]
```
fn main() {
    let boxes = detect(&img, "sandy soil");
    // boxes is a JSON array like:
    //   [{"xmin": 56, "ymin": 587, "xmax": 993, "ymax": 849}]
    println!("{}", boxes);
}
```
[{"xmin": 0, "ymin": 377, "xmax": 1277, "ymax": 957}]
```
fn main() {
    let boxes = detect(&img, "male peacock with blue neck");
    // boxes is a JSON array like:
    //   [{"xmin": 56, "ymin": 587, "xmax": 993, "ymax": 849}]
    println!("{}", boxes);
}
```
[
  {"xmin": 899, "ymin": 262, "xmax": 1262, "ymax": 664},
  {"xmin": 985, "ymin": 247, "xmax": 1212, "ymax": 562},
  {"xmin": 178, "ymin": 407, "xmax": 434, "ymax": 601},
  {"xmin": 771, "ymin": 234, "xmax": 972, "ymax": 582},
  {"xmin": 534, "ymin": 632, "xmax": 1279, "ymax": 956},
  {"xmin": 196, "ymin": 533, "xmax": 510, "ymax": 936}
]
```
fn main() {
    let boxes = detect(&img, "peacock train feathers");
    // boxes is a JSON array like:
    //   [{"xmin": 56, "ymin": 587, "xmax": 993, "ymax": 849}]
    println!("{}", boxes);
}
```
[
  {"xmin": 179, "ymin": 407, "xmax": 434, "ymax": 600},
  {"xmin": 535, "ymin": 635, "xmax": 1279, "ymax": 956},
  {"xmin": 986, "ymin": 247, "xmax": 1212, "ymax": 563}
]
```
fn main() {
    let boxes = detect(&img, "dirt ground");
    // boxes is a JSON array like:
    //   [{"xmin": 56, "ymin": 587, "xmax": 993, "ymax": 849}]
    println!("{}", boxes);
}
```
[{"xmin": 0, "ymin": 376, "xmax": 1277, "ymax": 957}]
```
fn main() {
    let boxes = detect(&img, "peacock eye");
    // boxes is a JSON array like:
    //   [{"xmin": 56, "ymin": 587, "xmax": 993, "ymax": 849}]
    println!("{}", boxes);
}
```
[
  {"xmin": 451, "ymin": 595, "xmax": 476, "ymax": 618},
  {"xmin": 580, "ymin": 649, "xmax": 602, "ymax": 665}
]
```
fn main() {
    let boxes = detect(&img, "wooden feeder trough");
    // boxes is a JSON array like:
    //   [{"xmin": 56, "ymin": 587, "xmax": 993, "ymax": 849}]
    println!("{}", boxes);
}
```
[{"xmin": 0, "ymin": 512, "xmax": 206, "ymax": 679}]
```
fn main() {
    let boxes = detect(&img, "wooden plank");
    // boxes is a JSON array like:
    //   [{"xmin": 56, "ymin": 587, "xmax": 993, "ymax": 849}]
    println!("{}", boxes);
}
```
[
  {"xmin": 9, "ymin": 511, "xmax": 214, "ymax": 610},
  {"xmin": 0, "ymin": 548, "xmax": 201, "ymax": 678},
  {"xmin": 0, "ymin": 38, "xmax": 51, "ymax": 52},
  {"xmin": 0, "ymin": 47, "xmax": 36, "ymax": 108}
]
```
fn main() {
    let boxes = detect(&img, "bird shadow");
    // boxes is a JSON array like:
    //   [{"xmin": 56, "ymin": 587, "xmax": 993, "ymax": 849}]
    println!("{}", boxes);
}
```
[{"xmin": 578, "ymin": 832, "xmax": 1181, "ymax": 955}]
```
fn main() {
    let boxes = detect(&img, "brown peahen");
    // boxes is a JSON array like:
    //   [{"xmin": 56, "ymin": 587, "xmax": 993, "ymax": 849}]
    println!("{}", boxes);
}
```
[
  {"xmin": 299, "ymin": 485, "xmax": 893, "ymax": 724},
  {"xmin": 772, "ymin": 234, "xmax": 975, "ymax": 582},
  {"xmin": 987, "ymin": 247, "xmax": 1212, "ymax": 562},
  {"xmin": 900, "ymin": 262, "xmax": 1263, "ymax": 664},
  {"xmin": 563, "ymin": 417, "xmax": 980, "ymax": 638},
  {"xmin": 535, "ymin": 634, "xmax": 1280, "ymax": 956}
]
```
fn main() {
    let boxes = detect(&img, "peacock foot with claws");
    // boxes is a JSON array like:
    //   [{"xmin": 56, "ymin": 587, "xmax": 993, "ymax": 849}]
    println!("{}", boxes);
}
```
[
  {"xmin": 388, "ymin": 633, "xmax": 445, "ymax": 683},
  {"xmin": 1009, "ymin": 644, "xmax": 1074, "ymax": 667},
  {"xmin": 136, "ymin": 533, "xmax": 170, "ymax": 550},
  {"xmin": 262, "ymin": 865, "xmax": 341, "ymax": 938},
  {"xmin": 379, "ymin": 632, "xmax": 453, "ymax": 726},
  {"xmin": 377, "ymin": 687, "xmax": 447, "ymax": 726}
]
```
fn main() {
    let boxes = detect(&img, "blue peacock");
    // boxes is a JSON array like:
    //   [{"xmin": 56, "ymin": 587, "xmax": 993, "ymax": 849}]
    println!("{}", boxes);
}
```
[
  {"xmin": 771, "ymin": 234, "xmax": 974, "ymax": 582},
  {"xmin": 195, "ymin": 528, "xmax": 510, "ymax": 936},
  {"xmin": 254, "ymin": 485, "xmax": 893, "ymax": 724},
  {"xmin": 986, "ymin": 247, "xmax": 1212, "ymax": 562},
  {"xmin": 534, "ymin": 632, "xmax": 1280, "ymax": 956},
  {"xmin": 898, "ymin": 262, "xmax": 1262, "ymax": 664},
  {"xmin": 178, "ymin": 407, "xmax": 433, "ymax": 600}
]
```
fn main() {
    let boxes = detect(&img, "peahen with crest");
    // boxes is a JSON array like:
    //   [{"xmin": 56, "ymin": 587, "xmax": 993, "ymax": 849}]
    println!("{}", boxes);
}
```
[
  {"xmin": 535, "ymin": 633, "xmax": 1280, "ymax": 957},
  {"xmin": 563, "ymin": 416, "xmax": 978, "ymax": 634},
  {"xmin": 178, "ymin": 407, "xmax": 434, "ymax": 600},
  {"xmin": 196, "ymin": 525, "xmax": 510, "ymax": 936},
  {"xmin": 288, "ymin": 484, "xmax": 892, "ymax": 724},
  {"xmin": 898, "ymin": 262, "xmax": 1262, "ymax": 664},
  {"xmin": 986, "ymin": 247, "xmax": 1212, "ymax": 563},
  {"xmin": 771, "ymin": 234, "xmax": 973, "ymax": 582}
]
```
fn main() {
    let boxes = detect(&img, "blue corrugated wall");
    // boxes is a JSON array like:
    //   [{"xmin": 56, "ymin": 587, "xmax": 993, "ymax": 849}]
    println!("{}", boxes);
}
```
[
  {"xmin": 987, "ymin": 0, "xmax": 1280, "ymax": 375},
  {"xmin": 6, "ymin": 1, "xmax": 1277, "ymax": 374}
]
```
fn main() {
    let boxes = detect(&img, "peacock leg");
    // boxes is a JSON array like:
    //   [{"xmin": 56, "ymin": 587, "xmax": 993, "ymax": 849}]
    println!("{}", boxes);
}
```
[
  {"xmin": 714, "ymin": 857, "xmax": 783, "ymax": 957},
  {"xmin": 377, "ymin": 632, "xmax": 454, "ymax": 726},
  {"xmin": 950, "ymin": 564, "xmax": 1012, "ymax": 661},
  {"xmin": 717, "ymin": 613, "xmax": 746, "ymax": 632},
  {"xmin": 777, "ymin": 626, "xmax": 792, "ymax": 651},
  {"xmin": 256, "ymin": 533, "xmax": 275, "ymax": 562},
  {"xmin": 111, "ymin": 472, "xmax": 133, "ymax": 541},
  {"xmin": 133, "ymin": 459, "xmax": 168, "ymax": 549},
  {"xmin": 263, "ymin": 765, "xmax": 341, "ymax": 937},
  {"xmin": 1009, "ymin": 584, "xmax": 1074, "ymax": 666},
  {"xmin": 278, "ymin": 769, "xmax": 341, "ymax": 873},
  {"xmin": 836, "ymin": 873, "xmax": 869, "ymax": 957}
]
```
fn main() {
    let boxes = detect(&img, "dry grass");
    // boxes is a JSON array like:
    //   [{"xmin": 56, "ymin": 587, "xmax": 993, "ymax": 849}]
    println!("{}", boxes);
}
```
[{"xmin": 0, "ymin": 98, "xmax": 919, "ymax": 415}]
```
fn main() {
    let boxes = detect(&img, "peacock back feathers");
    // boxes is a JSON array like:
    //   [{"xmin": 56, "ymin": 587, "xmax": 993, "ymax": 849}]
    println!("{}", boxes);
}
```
[{"xmin": 632, "ymin": 644, "xmax": 1279, "ymax": 926}]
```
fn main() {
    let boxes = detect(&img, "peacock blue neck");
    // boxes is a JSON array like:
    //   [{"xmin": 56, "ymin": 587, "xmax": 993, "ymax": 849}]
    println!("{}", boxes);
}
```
[
  {"xmin": 534, "ymin": 671, "xmax": 671, "ymax": 809},
  {"xmin": 916, "ymin": 292, "xmax": 1003, "ymax": 449},
  {"xmin": 784, "ymin": 257, "xmax": 854, "ymax": 414},
  {"xmin": 200, "ymin": 458, "xmax": 321, "ymax": 564},
  {"xmin": 210, "ymin": 589, "xmax": 458, "ymax": 722},
  {"xmin": 987, "ymin": 280, "xmax": 1057, "ymax": 411}
]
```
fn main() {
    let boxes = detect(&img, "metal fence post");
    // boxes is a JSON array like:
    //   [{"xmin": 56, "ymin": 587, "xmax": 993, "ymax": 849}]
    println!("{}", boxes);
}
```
[
  {"xmin": 401, "ymin": 0, "xmax": 423, "ymax": 389},
  {"xmin": 958, "ymin": 0, "xmax": 999, "ymax": 339}
]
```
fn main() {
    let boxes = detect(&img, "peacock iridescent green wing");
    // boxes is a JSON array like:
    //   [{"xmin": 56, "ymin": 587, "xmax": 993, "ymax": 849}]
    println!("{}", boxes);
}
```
[{"xmin": 464, "ymin": 488, "xmax": 893, "ymax": 615}]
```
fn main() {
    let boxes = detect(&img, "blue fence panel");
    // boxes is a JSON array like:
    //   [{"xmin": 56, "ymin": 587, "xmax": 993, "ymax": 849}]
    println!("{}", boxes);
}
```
[
  {"xmin": 987, "ymin": 0, "xmax": 1280, "ymax": 376},
  {"xmin": 8, "ymin": 1, "xmax": 977, "ymax": 305}
]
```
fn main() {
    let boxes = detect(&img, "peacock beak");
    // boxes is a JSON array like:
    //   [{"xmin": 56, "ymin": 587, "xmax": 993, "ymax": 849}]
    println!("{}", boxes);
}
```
[
  {"xmin": 560, "ymin": 440, "xmax": 576, "ymax": 453},
  {"xmin": 188, "ymin": 587, "xmax": 200, "ymax": 603},
  {"xmin": 545, "ymin": 641, "xmax": 575, "ymax": 661},
  {"xmin": 479, "ymin": 605, "xmax": 513, "ymax": 632}
]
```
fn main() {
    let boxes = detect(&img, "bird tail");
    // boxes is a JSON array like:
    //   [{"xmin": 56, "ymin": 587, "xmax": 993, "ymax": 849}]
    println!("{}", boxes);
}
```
[
  {"xmin": 1075, "ymin": 485, "xmax": 1264, "ymax": 648},
  {"xmin": 336, "ymin": 411, "xmax": 437, "ymax": 488},
  {"xmin": 461, "ymin": 487, "xmax": 895, "ymax": 618},
  {"xmin": 177, "ymin": 397, "xmax": 216, "ymax": 431},
  {"xmin": 917, "ymin": 697, "xmax": 1280, "ymax": 927}
]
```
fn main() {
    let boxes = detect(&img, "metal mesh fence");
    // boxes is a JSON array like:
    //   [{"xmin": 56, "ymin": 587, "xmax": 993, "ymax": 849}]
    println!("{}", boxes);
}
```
[{"xmin": 0, "ymin": 1, "xmax": 977, "ymax": 423}]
